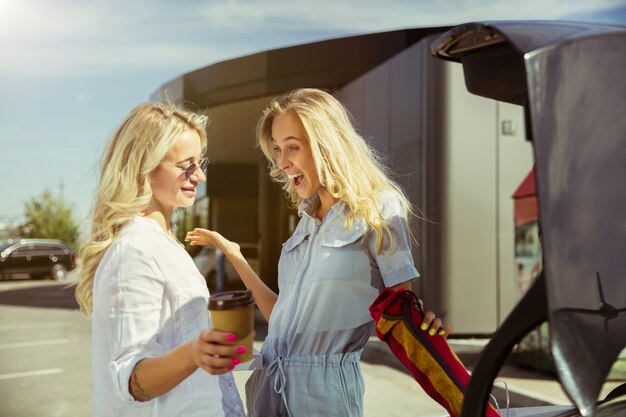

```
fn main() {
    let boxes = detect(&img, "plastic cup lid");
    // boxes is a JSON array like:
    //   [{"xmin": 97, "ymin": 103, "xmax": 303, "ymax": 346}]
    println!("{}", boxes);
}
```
[{"xmin": 208, "ymin": 289, "xmax": 255, "ymax": 310}]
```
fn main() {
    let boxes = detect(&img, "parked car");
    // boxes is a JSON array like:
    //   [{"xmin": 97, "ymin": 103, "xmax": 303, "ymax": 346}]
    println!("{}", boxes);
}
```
[
  {"xmin": 193, "ymin": 243, "xmax": 259, "ymax": 293},
  {"xmin": 0, "ymin": 238, "xmax": 76, "ymax": 281}
]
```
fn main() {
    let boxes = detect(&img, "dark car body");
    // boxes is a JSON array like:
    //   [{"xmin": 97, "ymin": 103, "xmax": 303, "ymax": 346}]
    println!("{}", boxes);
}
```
[
  {"xmin": 0, "ymin": 238, "xmax": 75, "ymax": 281},
  {"xmin": 431, "ymin": 21, "xmax": 626, "ymax": 417}
]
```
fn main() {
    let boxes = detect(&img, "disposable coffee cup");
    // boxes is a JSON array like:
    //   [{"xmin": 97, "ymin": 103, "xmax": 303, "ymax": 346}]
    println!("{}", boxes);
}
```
[{"xmin": 208, "ymin": 289, "xmax": 255, "ymax": 362}]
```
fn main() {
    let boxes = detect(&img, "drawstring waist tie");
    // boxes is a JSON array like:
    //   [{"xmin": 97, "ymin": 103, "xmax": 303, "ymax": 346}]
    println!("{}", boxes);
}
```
[{"xmin": 264, "ymin": 351, "xmax": 362, "ymax": 417}]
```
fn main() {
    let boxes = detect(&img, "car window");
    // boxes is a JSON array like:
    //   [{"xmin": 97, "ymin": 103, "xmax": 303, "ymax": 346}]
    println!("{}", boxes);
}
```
[
  {"xmin": 37, "ymin": 244, "xmax": 66, "ymax": 252},
  {"xmin": 11, "ymin": 246, "xmax": 37, "ymax": 256}
]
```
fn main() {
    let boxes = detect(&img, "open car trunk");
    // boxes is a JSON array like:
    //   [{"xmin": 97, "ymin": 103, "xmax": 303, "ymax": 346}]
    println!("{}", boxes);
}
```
[{"xmin": 431, "ymin": 21, "xmax": 626, "ymax": 417}]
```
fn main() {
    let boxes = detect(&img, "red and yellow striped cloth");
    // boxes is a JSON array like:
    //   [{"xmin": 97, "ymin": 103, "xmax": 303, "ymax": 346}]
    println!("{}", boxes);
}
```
[{"xmin": 369, "ymin": 287, "xmax": 500, "ymax": 417}]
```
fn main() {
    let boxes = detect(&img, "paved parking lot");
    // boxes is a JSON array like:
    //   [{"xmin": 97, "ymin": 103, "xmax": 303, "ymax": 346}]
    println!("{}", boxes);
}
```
[{"xmin": 0, "ymin": 279, "xmax": 91, "ymax": 417}]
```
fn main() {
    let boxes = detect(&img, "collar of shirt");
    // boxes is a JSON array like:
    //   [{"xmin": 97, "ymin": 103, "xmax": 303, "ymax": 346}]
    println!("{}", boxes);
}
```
[
  {"xmin": 298, "ymin": 193, "xmax": 349, "ymax": 224},
  {"xmin": 131, "ymin": 215, "xmax": 185, "ymax": 249}
]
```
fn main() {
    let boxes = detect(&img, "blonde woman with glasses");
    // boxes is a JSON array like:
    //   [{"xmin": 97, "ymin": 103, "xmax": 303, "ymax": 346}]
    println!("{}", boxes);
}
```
[
  {"xmin": 76, "ymin": 103, "xmax": 246, "ymax": 417},
  {"xmin": 186, "ymin": 88, "xmax": 451, "ymax": 417}
]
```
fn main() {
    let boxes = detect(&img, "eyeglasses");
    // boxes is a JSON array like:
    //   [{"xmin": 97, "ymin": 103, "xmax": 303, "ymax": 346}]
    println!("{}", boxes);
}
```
[{"xmin": 177, "ymin": 157, "xmax": 209, "ymax": 179}]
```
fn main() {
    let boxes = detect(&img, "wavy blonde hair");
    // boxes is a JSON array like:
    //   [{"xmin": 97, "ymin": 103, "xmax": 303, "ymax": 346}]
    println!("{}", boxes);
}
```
[
  {"xmin": 76, "ymin": 103, "xmax": 208, "ymax": 316},
  {"xmin": 258, "ymin": 88, "xmax": 413, "ymax": 254}
]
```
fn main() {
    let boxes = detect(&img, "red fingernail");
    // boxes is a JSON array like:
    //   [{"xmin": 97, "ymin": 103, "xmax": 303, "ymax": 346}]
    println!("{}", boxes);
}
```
[
  {"xmin": 232, "ymin": 358, "xmax": 241, "ymax": 365},
  {"xmin": 226, "ymin": 334, "xmax": 236, "ymax": 341},
  {"xmin": 228, "ymin": 365, "xmax": 235, "ymax": 371},
  {"xmin": 237, "ymin": 346, "xmax": 247, "ymax": 354}
]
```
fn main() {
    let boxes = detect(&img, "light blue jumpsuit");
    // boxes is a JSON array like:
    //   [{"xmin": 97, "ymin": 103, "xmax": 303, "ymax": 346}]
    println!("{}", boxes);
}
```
[{"xmin": 245, "ymin": 192, "xmax": 419, "ymax": 417}]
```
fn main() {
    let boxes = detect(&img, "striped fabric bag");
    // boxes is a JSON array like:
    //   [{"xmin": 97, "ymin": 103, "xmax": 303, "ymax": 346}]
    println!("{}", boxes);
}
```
[{"xmin": 369, "ymin": 287, "xmax": 500, "ymax": 417}]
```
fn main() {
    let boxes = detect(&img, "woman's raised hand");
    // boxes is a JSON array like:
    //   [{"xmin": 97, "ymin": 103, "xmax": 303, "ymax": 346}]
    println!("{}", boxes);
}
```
[{"xmin": 185, "ymin": 228, "xmax": 240, "ymax": 256}]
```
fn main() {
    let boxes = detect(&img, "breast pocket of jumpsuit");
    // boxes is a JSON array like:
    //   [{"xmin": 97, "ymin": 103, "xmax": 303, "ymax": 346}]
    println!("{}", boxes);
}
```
[
  {"xmin": 313, "ymin": 228, "xmax": 365, "ymax": 281},
  {"xmin": 278, "ymin": 232, "xmax": 309, "ymax": 284}
]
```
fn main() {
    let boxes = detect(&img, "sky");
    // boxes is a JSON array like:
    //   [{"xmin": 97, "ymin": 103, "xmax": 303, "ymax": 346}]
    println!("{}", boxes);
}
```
[{"xmin": 1, "ymin": 0, "xmax": 625, "ymax": 236}]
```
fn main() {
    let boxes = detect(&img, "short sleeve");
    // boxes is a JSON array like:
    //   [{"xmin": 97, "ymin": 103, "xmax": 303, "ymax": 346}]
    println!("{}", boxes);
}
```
[
  {"xmin": 94, "ymin": 238, "xmax": 166, "ymax": 404},
  {"xmin": 366, "ymin": 192, "xmax": 420, "ymax": 288}
]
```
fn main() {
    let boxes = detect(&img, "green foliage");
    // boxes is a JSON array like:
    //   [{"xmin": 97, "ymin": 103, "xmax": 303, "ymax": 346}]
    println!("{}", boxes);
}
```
[{"xmin": 17, "ymin": 191, "xmax": 80, "ymax": 249}]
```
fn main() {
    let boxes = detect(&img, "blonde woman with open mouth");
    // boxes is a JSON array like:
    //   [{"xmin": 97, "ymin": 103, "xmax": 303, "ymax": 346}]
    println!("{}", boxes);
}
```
[{"xmin": 187, "ymin": 89, "xmax": 450, "ymax": 417}]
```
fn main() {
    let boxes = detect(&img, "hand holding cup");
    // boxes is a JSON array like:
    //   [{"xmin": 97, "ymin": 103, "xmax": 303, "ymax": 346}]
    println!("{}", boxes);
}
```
[{"xmin": 190, "ymin": 329, "xmax": 248, "ymax": 374}]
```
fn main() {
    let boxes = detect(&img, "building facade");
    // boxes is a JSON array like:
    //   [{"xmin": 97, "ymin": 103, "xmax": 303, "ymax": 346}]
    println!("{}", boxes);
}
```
[{"xmin": 155, "ymin": 27, "xmax": 534, "ymax": 334}]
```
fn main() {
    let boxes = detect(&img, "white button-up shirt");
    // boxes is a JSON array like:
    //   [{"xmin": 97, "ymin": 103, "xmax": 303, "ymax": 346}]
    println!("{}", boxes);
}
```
[{"xmin": 91, "ymin": 215, "xmax": 244, "ymax": 417}]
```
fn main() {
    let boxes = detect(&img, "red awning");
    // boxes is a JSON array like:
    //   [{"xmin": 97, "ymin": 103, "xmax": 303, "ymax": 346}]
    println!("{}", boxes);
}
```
[
  {"xmin": 513, "ymin": 166, "xmax": 539, "ymax": 225},
  {"xmin": 513, "ymin": 166, "xmax": 537, "ymax": 199}
]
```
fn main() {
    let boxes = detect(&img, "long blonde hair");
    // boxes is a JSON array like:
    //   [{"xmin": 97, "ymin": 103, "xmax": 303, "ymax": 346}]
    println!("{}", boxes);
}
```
[
  {"xmin": 76, "ymin": 103, "xmax": 208, "ymax": 316},
  {"xmin": 258, "ymin": 88, "xmax": 412, "ymax": 254}
]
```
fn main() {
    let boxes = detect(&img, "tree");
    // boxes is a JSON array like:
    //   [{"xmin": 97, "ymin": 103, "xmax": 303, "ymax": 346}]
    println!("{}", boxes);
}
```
[{"xmin": 17, "ymin": 191, "xmax": 80, "ymax": 249}]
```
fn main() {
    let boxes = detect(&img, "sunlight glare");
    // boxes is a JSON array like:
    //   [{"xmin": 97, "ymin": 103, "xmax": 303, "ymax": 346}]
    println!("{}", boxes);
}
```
[{"xmin": 0, "ymin": 0, "xmax": 24, "ymax": 35}]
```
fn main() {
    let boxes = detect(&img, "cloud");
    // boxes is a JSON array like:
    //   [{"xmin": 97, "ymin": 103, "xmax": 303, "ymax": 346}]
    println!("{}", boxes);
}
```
[
  {"xmin": 0, "ymin": 0, "xmax": 222, "ymax": 77},
  {"xmin": 0, "ymin": 127, "xmax": 106, "ymax": 158},
  {"xmin": 0, "ymin": 0, "xmax": 623, "ymax": 79},
  {"xmin": 0, "ymin": 39, "xmax": 216, "ymax": 78},
  {"xmin": 194, "ymin": 0, "xmax": 625, "ymax": 31}
]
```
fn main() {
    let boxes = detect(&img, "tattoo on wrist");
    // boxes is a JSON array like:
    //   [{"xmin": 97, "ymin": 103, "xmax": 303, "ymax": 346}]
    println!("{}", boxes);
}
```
[{"xmin": 130, "ymin": 360, "xmax": 154, "ymax": 401}]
